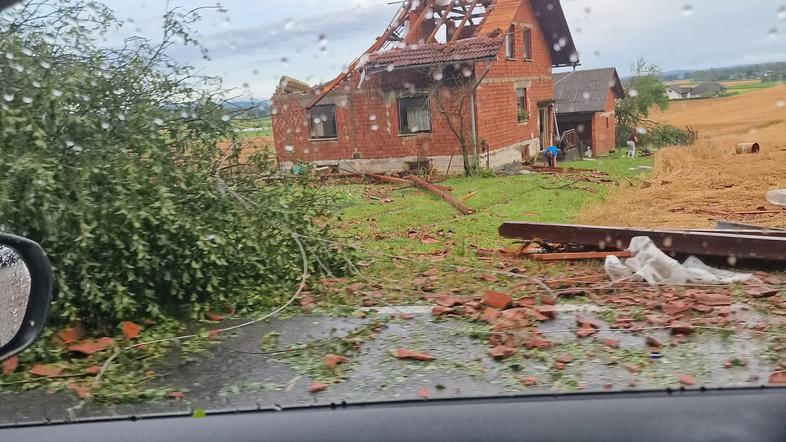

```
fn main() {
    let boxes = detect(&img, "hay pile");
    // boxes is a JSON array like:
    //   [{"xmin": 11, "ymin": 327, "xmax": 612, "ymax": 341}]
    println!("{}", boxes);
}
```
[{"xmin": 578, "ymin": 84, "xmax": 786, "ymax": 228}]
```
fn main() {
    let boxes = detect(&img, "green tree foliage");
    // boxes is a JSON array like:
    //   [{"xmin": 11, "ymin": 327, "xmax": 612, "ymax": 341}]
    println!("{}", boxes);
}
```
[
  {"xmin": 615, "ymin": 58, "xmax": 670, "ymax": 146},
  {"xmin": 0, "ymin": 1, "xmax": 347, "ymax": 329}
]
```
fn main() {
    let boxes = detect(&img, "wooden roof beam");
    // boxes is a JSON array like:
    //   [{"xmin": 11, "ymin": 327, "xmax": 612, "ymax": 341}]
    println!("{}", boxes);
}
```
[
  {"xmin": 425, "ymin": 0, "xmax": 456, "ymax": 43},
  {"xmin": 448, "ymin": 0, "xmax": 478, "ymax": 43},
  {"xmin": 404, "ymin": 0, "xmax": 438, "ymax": 44}
]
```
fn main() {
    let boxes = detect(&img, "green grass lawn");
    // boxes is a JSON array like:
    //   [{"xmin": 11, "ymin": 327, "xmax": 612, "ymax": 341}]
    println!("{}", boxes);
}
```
[
  {"xmin": 233, "ymin": 115, "xmax": 272, "ymax": 139},
  {"xmin": 725, "ymin": 81, "xmax": 780, "ymax": 95},
  {"xmin": 332, "ymin": 155, "xmax": 653, "ymax": 256}
]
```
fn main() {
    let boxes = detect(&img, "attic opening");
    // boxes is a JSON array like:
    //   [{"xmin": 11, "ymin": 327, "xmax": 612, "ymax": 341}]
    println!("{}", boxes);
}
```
[{"xmin": 382, "ymin": 0, "xmax": 494, "ymax": 49}]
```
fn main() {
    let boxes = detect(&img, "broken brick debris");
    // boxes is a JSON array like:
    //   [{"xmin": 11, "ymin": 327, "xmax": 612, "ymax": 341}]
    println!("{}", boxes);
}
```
[
  {"xmin": 394, "ymin": 349, "xmax": 434, "ymax": 361},
  {"xmin": 481, "ymin": 291, "xmax": 512, "ymax": 310}
]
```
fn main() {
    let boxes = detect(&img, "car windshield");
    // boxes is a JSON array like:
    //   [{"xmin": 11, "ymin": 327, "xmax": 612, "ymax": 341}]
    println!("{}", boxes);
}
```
[{"xmin": 1, "ymin": 0, "xmax": 786, "ymax": 423}]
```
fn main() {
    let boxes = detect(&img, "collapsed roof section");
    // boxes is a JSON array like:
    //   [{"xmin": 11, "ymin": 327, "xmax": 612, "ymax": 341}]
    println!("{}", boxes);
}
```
[{"xmin": 304, "ymin": 0, "xmax": 578, "ymax": 107}]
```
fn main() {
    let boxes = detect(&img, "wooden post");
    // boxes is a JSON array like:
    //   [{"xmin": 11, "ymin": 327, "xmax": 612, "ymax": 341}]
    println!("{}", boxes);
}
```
[{"xmin": 408, "ymin": 175, "xmax": 474, "ymax": 215}]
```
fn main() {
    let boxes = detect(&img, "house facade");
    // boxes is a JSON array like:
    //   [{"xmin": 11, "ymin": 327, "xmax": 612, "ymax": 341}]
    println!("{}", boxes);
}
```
[
  {"xmin": 553, "ymin": 68, "xmax": 624, "ymax": 157},
  {"xmin": 271, "ymin": 0, "xmax": 578, "ymax": 173}
]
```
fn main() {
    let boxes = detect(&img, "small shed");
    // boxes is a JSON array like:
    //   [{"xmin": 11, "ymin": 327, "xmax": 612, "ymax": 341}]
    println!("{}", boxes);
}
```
[{"xmin": 553, "ymin": 67, "xmax": 625, "ymax": 157}]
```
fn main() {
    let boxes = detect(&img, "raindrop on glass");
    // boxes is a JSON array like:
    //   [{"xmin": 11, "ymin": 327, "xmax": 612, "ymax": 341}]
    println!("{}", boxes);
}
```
[
  {"xmin": 22, "ymin": 96, "xmax": 32, "ymax": 104},
  {"xmin": 2, "ymin": 94, "xmax": 13, "ymax": 102},
  {"xmin": 221, "ymin": 115, "xmax": 231, "ymax": 122},
  {"xmin": 284, "ymin": 144, "xmax": 294, "ymax": 152},
  {"xmin": 629, "ymin": 89, "xmax": 639, "ymax": 97},
  {"xmin": 153, "ymin": 118, "xmax": 164, "ymax": 126},
  {"xmin": 32, "ymin": 80, "xmax": 41, "ymax": 88},
  {"xmin": 681, "ymin": 4, "xmax": 693, "ymax": 17},
  {"xmin": 284, "ymin": 19, "xmax": 295, "ymax": 30},
  {"xmin": 39, "ymin": 60, "xmax": 51, "ymax": 69},
  {"xmin": 51, "ymin": 89, "xmax": 63, "ymax": 97}
]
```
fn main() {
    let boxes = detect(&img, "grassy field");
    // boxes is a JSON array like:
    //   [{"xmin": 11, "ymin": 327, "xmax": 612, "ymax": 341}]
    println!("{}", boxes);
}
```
[
  {"xmin": 332, "ymin": 156, "xmax": 653, "ymax": 256},
  {"xmin": 724, "ymin": 81, "xmax": 781, "ymax": 95},
  {"xmin": 233, "ymin": 115, "xmax": 273, "ymax": 139}
]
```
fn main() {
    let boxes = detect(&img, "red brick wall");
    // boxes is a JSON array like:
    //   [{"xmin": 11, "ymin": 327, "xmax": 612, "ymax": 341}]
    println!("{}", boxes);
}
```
[
  {"xmin": 474, "ymin": 0, "xmax": 554, "ymax": 152},
  {"xmin": 590, "ymin": 88, "xmax": 617, "ymax": 156},
  {"xmin": 271, "ymin": 74, "xmax": 472, "ymax": 166}
]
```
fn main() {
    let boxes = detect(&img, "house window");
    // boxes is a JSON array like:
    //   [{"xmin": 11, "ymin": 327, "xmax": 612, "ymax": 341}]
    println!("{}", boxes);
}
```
[
  {"xmin": 516, "ymin": 88, "xmax": 528, "ymax": 122},
  {"xmin": 398, "ymin": 96, "xmax": 431, "ymax": 134},
  {"xmin": 309, "ymin": 105, "xmax": 337, "ymax": 139},
  {"xmin": 522, "ymin": 28, "xmax": 532, "ymax": 60},
  {"xmin": 606, "ymin": 117, "xmax": 609, "ymax": 129},
  {"xmin": 505, "ymin": 25, "xmax": 514, "ymax": 58}
]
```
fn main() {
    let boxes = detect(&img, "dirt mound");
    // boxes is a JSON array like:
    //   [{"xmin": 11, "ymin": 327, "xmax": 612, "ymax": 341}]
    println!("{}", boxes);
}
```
[{"xmin": 578, "ymin": 84, "xmax": 786, "ymax": 228}]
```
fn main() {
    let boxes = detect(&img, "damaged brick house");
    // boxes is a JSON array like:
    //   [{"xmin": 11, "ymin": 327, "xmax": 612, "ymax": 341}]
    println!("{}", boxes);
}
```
[
  {"xmin": 271, "ymin": 0, "xmax": 578, "ymax": 173},
  {"xmin": 553, "ymin": 67, "xmax": 625, "ymax": 157}
]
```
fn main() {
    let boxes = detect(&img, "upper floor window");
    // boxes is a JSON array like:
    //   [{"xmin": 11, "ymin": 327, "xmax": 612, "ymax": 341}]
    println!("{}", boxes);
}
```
[
  {"xmin": 309, "ymin": 105, "xmax": 337, "ymax": 139},
  {"xmin": 522, "ymin": 28, "xmax": 532, "ymax": 60},
  {"xmin": 505, "ymin": 25, "xmax": 514, "ymax": 59},
  {"xmin": 398, "ymin": 96, "xmax": 431, "ymax": 134}
]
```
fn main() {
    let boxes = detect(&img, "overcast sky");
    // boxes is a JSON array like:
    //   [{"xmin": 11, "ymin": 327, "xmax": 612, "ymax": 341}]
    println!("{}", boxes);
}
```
[{"xmin": 103, "ymin": 0, "xmax": 786, "ymax": 99}]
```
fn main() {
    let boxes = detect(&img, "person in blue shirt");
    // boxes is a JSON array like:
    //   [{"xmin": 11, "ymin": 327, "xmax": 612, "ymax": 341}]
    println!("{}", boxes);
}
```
[{"xmin": 544, "ymin": 145, "xmax": 560, "ymax": 168}]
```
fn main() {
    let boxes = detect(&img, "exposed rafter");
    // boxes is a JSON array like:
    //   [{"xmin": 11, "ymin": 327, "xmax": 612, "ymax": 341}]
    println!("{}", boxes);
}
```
[
  {"xmin": 425, "ymin": 0, "xmax": 456, "ymax": 43},
  {"xmin": 448, "ymin": 0, "xmax": 479, "ymax": 43}
]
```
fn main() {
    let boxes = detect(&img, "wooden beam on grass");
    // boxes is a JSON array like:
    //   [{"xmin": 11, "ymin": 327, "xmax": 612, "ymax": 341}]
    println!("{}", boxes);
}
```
[{"xmin": 408, "ymin": 175, "xmax": 473, "ymax": 215}]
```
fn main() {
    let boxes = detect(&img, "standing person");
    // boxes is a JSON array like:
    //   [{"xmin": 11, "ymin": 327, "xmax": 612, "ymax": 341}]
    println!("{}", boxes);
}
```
[
  {"xmin": 627, "ymin": 129, "xmax": 639, "ymax": 159},
  {"xmin": 544, "ymin": 145, "xmax": 559, "ymax": 168}
]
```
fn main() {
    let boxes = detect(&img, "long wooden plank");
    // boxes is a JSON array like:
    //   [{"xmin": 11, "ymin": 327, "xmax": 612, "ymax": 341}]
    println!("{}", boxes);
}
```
[
  {"xmin": 499, "ymin": 222, "xmax": 786, "ymax": 261},
  {"xmin": 529, "ymin": 251, "xmax": 633, "ymax": 261},
  {"xmin": 408, "ymin": 175, "xmax": 473, "ymax": 215},
  {"xmin": 448, "ymin": 0, "xmax": 479, "ymax": 43}
]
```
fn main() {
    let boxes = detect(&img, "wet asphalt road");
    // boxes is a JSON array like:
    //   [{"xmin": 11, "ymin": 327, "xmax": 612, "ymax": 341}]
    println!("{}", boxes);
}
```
[{"xmin": 0, "ymin": 303, "xmax": 778, "ymax": 426}]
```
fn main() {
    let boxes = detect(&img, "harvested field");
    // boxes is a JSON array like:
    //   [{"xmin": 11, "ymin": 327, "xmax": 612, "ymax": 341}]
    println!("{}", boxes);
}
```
[{"xmin": 579, "ymin": 84, "xmax": 786, "ymax": 228}]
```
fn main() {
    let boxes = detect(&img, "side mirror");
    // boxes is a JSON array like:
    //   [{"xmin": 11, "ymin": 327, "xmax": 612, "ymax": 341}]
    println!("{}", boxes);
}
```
[{"xmin": 0, "ymin": 233, "xmax": 53, "ymax": 361}]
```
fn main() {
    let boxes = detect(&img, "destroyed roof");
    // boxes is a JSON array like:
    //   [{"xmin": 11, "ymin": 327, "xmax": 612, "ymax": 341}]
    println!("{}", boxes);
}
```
[
  {"xmin": 275, "ymin": 76, "xmax": 312, "ymax": 95},
  {"xmin": 365, "ymin": 34, "xmax": 504, "ymax": 71},
  {"xmin": 308, "ymin": 0, "xmax": 579, "ymax": 108},
  {"xmin": 553, "ymin": 67, "xmax": 625, "ymax": 114}
]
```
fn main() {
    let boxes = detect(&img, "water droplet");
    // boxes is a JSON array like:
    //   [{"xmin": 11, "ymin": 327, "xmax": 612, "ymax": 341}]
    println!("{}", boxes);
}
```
[
  {"xmin": 768, "ymin": 28, "xmax": 778, "ymax": 39},
  {"xmin": 221, "ymin": 115, "xmax": 231, "ymax": 122},
  {"xmin": 386, "ymin": 64, "xmax": 395, "ymax": 72},
  {"xmin": 39, "ymin": 60, "xmax": 51, "ymax": 69},
  {"xmin": 42, "ymin": 33, "xmax": 56, "ymax": 44},
  {"xmin": 281, "ymin": 57, "xmax": 289, "ymax": 68},
  {"xmin": 51, "ymin": 89, "xmax": 63, "ymax": 97},
  {"xmin": 369, "ymin": 115, "xmax": 377, "ymax": 121},
  {"xmin": 777, "ymin": 100, "xmax": 785, "ymax": 108},
  {"xmin": 284, "ymin": 19, "xmax": 295, "ymax": 30},
  {"xmin": 117, "ymin": 113, "xmax": 126, "ymax": 121},
  {"xmin": 4, "ymin": 52, "xmax": 13, "ymax": 60},
  {"xmin": 432, "ymin": 70, "xmax": 443, "ymax": 81},
  {"xmin": 153, "ymin": 118, "xmax": 164, "ymax": 126},
  {"xmin": 32, "ymin": 81, "xmax": 41, "ymax": 88},
  {"xmin": 582, "ymin": 91, "xmax": 590, "ymax": 100},
  {"xmin": 22, "ymin": 96, "xmax": 32, "ymax": 104},
  {"xmin": 681, "ymin": 4, "xmax": 693, "ymax": 17},
  {"xmin": 284, "ymin": 145, "xmax": 294, "ymax": 152},
  {"xmin": 3, "ymin": 94, "xmax": 14, "ymax": 102},
  {"xmin": 101, "ymin": 121, "xmax": 110, "ymax": 129},
  {"xmin": 629, "ymin": 89, "xmax": 639, "ymax": 97},
  {"xmin": 569, "ymin": 52, "xmax": 579, "ymax": 63},
  {"xmin": 777, "ymin": 5, "xmax": 786, "ymax": 21},
  {"xmin": 318, "ymin": 34, "xmax": 328, "ymax": 50},
  {"xmin": 371, "ymin": 124, "xmax": 378, "ymax": 131},
  {"xmin": 636, "ymin": 127, "xmax": 647, "ymax": 135}
]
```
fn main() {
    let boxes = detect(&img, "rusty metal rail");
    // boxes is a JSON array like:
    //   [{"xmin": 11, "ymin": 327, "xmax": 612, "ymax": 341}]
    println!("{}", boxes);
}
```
[{"xmin": 499, "ymin": 222, "xmax": 786, "ymax": 262}]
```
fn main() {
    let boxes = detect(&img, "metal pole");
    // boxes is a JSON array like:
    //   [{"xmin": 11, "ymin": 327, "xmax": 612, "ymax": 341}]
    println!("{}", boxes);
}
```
[{"xmin": 470, "ymin": 92, "xmax": 478, "ymax": 169}]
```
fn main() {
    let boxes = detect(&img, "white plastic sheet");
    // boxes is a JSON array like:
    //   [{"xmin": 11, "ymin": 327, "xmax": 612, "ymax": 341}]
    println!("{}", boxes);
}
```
[{"xmin": 604, "ymin": 236, "xmax": 756, "ymax": 285}]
